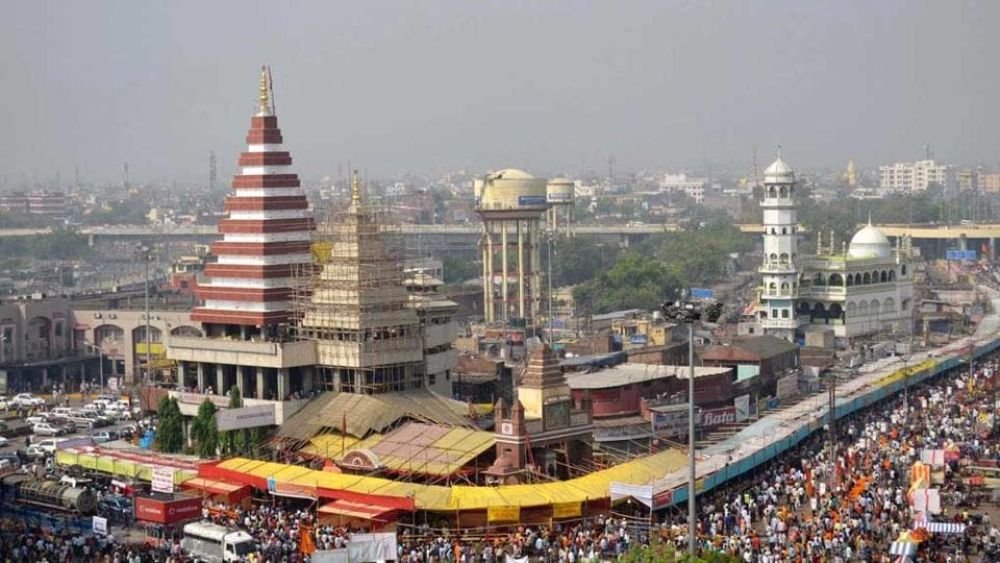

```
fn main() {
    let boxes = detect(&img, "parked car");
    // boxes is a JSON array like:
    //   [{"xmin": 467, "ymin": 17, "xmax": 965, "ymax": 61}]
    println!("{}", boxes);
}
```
[
  {"xmin": 25, "ymin": 415, "xmax": 48, "ymax": 426},
  {"xmin": 47, "ymin": 417, "xmax": 77, "ymax": 434},
  {"xmin": 0, "ymin": 453, "xmax": 19, "ymax": 468},
  {"xmin": 32, "ymin": 422, "xmax": 65, "ymax": 437},
  {"xmin": 0, "ymin": 436, "xmax": 8, "ymax": 448},
  {"xmin": 0, "ymin": 420, "xmax": 31, "ymax": 439},
  {"xmin": 0, "ymin": 396, "xmax": 9, "ymax": 410},
  {"xmin": 11, "ymin": 393, "xmax": 45, "ymax": 408},
  {"xmin": 34, "ymin": 438, "xmax": 66, "ymax": 454},
  {"xmin": 25, "ymin": 444, "xmax": 47, "ymax": 459},
  {"xmin": 92, "ymin": 431, "xmax": 120, "ymax": 444}
]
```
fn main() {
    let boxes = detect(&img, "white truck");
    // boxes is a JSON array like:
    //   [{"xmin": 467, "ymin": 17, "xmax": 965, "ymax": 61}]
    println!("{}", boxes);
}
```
[{"xmin": 181, "ymin": 521, "xmax": 256, "ymax": 562}]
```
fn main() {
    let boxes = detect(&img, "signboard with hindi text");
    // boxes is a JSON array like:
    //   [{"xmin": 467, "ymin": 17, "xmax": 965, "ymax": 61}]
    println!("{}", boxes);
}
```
[{"xmin": 487, "ymin": 506, "xmax": 521, "ymax": 523}]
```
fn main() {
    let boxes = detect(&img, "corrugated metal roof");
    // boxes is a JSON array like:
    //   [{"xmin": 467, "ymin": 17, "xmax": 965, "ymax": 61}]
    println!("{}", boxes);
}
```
[{"xmin": 277, "ymin": 389, "xmax": 474, "ymax": 442}]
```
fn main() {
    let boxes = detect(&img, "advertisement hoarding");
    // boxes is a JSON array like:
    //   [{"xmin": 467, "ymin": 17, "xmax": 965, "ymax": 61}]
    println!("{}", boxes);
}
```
[
  {"xmin": 133, "ymin": 495, "xmax": 203, "ymax": 525},
  {"xmin": 216, "ymin": 404, "xmax": 277, "ymax": 432}
]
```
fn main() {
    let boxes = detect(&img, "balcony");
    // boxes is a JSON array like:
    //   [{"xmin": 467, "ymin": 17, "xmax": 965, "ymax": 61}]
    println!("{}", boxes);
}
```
[
  {"xmin": 166, "ymin": 336, "xmax": 316, "ymax": 369},
  {"xmin": 802, "ymin": 286, "xmax": 847, "ymax": 299},
  {"xmin": 758, "ymin": 263, "xmax": 796, "ymax": 274}
]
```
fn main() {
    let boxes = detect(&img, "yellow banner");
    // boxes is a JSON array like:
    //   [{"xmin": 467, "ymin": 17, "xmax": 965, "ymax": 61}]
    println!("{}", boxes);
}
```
[
  {"xmin": 695, "ymin": 478, "xmax": 706, "ymax": 492},
  {"xmin": 551, "ymin": 502, "xmax": 582, "ymax": 519},
  {"xmin": 487, "ymin": 506, "xmax": 520, "ymax": 523}
]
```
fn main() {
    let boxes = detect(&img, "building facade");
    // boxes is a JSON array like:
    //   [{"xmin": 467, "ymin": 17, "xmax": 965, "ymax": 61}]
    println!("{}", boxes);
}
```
[
  {"xmin": 797, "ymin": 223, "xmax": 915, "ymax": 342},
  {"xmin": 168, "ymin": 68, "xmax": 319, "ymax": 421},
  {"xmin": 879, "ymin": 160, "xmax": 952, "ymax": 193}
]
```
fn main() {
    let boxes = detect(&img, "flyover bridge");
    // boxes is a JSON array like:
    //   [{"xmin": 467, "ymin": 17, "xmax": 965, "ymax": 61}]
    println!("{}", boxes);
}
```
[{"xmin": 4, "ymin": 223, "xmax": 1000, "ymax": 259}]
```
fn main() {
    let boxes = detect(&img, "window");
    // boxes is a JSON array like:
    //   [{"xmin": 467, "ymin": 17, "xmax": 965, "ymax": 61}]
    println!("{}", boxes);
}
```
[
  {"xmin": 54, "ymin": 323, "xmax": 63, "ymax": 337},
  {"xmin": 428, "ymin": 373, "xmax": 437, "ymax": 386},
  {"xmin": 772, "ymin": 309, "xmax": 779, "ymax": 318},
  {"xmin": 901, "ymin": 264, "xmax": 907, "ymax": 276},
  {"xmin": 445, "ymin": 370, "xmax": 451, "ymax": 381},
  {"xmin": 781, "ymin": 309, "xmax": 789, "ymax": 319}
]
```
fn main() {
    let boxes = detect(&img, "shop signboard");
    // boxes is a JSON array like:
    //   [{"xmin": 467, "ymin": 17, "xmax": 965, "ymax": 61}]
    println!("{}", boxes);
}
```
[
  {"xmin": 216, "ymin": 404, "xmax": 276, "ymax": 432},
  {"xmin": 697, "ymin": 407, "xmax": 737, "ymax": 428},
  {"xmin": 151, "ymin": 465, "xmax": 174, "ymax": 494}
]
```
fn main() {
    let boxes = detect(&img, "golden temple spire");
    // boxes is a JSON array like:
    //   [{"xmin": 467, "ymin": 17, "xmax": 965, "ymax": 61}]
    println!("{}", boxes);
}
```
[
  {"xmin": 351, "ymin": 169, "xmax": 362, "ymax": 207},
  {"xmin": 258, "ymin": 65, "xmax": 271, "ymax": 115}
]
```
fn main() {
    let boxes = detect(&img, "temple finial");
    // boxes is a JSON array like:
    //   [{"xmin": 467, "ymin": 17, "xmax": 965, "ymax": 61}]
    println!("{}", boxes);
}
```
[
  {"xmin": 868, "ymin": 210, "xmax": 872, "ymax": 226},
  {"xmin": 776, "ymin": 145, "xmax": 782, "ymax": 159},
  {"xmin": 258, "ymin": 66, "xmax": 271, "ymax": 116},
  {"xmin": 351, "ymin": 169, "xmax": 362, "ymax": 207}
]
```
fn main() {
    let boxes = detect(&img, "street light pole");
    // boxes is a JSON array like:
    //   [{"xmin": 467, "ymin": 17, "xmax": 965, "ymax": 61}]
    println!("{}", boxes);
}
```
[
  {"xmin": 662, "ymin": 297, "xmax": 723, "ymax": 558},
  {"xmin": 687, "ymin": 320, "xmax": 696, "ymax": 556},
  {"xmin": 84, "ymin": 341, "xmax": 104, "ymax": 392}
]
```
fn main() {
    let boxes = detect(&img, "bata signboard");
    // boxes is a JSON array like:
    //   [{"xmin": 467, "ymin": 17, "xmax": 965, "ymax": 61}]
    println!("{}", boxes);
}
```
[
  {"xmin": 697, "ymin": 407, "xmax": 737, "ymax": 428},
  {"xmin": 134, "ymin": 495, "xmax": 203, "ymax": 525}
]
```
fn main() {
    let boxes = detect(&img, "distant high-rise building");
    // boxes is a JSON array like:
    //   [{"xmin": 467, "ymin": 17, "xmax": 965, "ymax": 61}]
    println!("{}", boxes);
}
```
[{"xmin": 879, "ymin": 159, "xmax": 952, "ymax": 193}]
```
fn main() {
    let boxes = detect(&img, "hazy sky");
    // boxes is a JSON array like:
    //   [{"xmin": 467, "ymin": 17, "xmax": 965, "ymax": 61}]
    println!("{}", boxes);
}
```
[{"xmin": 2, "ymin": 1, "xmax": 998, "ymax": 185}]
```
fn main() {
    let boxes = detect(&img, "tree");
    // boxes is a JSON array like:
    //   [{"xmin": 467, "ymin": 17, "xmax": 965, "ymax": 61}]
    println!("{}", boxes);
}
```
[
  {"xmin": 154, "ymin": 397, "xmax": 184, "ymax": 453},
  {"xmin": 191, "ymin": 398, "xmax": 219, "ymax": 459},
  {"xmin": 618, "ymin": 537, "xmax": 740, "ymax": 563},
  {"xmin": 442, "ymin": 255, "xmax": 480, "ymax": 284},
  {"xmin": 221, "ymin": 386, "xmax": 242, "ymax": 456},
  {"xmin": 574, "ymin": 254, "xmax": 683, "ymax": 314}
]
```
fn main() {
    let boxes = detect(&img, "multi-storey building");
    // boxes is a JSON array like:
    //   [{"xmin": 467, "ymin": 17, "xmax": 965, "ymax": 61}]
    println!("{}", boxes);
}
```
[
  {"xmin": 756, "ymin": 156, "xmax": 801, "ymax": 342},
  {"xmin": 879, "ymin": 160, "xmax": 952, "ymax": 193},
  {"xmin": 167, "ymin": 68, "xmax": 319, "ymax": 423}
]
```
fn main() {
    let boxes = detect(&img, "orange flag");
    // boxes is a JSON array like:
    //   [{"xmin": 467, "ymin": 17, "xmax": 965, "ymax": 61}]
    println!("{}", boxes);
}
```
[{"xmin": 299, "ymin": 524, "xmax": 316, "ymax": 555}]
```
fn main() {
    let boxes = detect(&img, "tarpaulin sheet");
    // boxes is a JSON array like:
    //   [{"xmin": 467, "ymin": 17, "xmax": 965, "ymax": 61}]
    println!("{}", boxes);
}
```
[{"xmin": 209, "ymin": 448, "xmax": 687, "ymax": 511}]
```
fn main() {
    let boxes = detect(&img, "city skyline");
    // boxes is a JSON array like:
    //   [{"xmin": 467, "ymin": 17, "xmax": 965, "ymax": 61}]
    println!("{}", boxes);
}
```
[{"xmin": 3, "ymin": 1, "xmax": 999, "ymax": 184}]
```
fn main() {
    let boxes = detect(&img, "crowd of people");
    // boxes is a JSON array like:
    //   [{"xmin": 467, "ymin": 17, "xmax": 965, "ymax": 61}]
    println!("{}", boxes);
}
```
[
  {"xmin": 2, "ymin": 353, "xmax": 1000, "ymax": 561},
  {"xmin": 650, "ymin": 355, "xmax": 1000, "ymax": 562}
]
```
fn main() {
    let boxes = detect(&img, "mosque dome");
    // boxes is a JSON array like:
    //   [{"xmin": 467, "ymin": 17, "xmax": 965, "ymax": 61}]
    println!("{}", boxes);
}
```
[
  {"xmin": 848, "ymin": 224, "xmax": 892, "ymax": 259},
  {"xmin": 763, "ymin": 157, "xmax": 795, "ymax": 184}
]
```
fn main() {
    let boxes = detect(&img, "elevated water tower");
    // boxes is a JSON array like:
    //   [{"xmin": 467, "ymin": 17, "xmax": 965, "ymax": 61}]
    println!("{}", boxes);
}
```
[
  {"xmin": 546, "ymin": 177, "xmax": 575, "ymax": 235},
  {"xmin": 476, "ymin": 169, "xmax": 548, "ymax": 325}
]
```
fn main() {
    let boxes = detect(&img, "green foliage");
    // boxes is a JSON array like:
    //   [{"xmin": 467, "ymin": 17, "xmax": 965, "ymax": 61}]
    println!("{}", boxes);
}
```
[
  {"xmin": 221, "ymin": 386, "xmax": 242, "ymax": 457},
  {"xmin": 572, "ymin": 217, "xmax": 748, "ymax": 314},
  {"xmin": 442, "ymin": 255, "xmax": 480, "ymax": 284},
  {"xmin": 191, "ymin": 399, "xmax": 219, "ymax": 459},
  {"xmin": 618, "ymin": 537, "xmax": 740, "ymax": 563},
  {"xmin": 154, "ymin": 397, "xmax": 184, "ymax": 453},
  {"xmin": 547, "ymin": 235, "xmax": 623, "ymax": 287},
  {"xmin": 0, "ymin": 227, "xmax": 92, "ymax": 261}
]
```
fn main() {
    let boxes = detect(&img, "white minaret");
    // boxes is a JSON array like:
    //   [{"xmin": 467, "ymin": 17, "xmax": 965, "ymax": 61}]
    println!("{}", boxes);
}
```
[{"xmin": 758, "ymin": 153, "xmax": 799, "ymax": 342}]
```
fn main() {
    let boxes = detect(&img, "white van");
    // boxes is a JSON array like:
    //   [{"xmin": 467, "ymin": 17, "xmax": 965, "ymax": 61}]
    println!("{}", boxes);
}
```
[{"xmin": 182, "ymin": 522, "xmax": 256, "ymax": 562}]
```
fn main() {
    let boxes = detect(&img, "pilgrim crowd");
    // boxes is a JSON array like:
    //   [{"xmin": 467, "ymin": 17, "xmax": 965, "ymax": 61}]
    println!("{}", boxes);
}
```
[{"xmin": 2, "ymin": 355, "xmax": 1000, "ymax": 561}]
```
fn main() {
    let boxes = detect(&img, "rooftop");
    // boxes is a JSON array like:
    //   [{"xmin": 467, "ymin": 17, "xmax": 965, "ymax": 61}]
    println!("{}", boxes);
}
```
[{"xmin": 566, "ymin": 364, "xmax": 731, "ymax": 390}]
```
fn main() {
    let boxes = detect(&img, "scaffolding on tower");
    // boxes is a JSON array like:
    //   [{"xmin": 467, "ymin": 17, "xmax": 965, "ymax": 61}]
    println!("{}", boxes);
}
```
[{"xmin": 292, "ymin": 171, "xmax": 424, "ymax": 395}]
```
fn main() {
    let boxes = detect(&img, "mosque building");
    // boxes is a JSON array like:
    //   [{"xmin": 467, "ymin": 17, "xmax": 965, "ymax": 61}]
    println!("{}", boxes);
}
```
[{"xmin": 752, "ymin": 153, "xmax": 915, "ymax": 345}]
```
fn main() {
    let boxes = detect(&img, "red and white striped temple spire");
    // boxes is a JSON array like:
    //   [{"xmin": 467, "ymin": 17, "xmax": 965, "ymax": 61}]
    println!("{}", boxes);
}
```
[{"xmin": 191, "ymin": 67, "xmax": 315, "ymax": 329}]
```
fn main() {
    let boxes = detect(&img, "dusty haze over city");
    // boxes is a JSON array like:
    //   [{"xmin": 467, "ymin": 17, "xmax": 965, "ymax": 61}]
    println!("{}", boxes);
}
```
[{"xmin": 2, "ymin": 0, "xmax": 999, "ymax": 183}]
